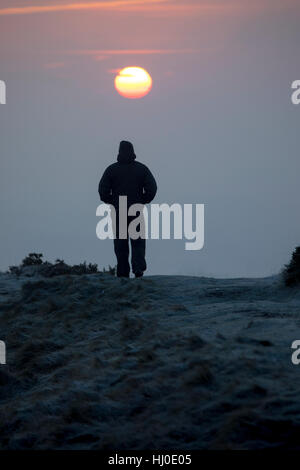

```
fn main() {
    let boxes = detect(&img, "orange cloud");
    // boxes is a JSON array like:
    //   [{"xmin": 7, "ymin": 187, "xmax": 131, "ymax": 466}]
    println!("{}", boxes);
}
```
[
  {"xmin": 0, "ymin": 0, "xmax": 168, "ymax": 16},
  {"xmin": 0, "ymin": 0, "xmax": 293, "ymax": 17}
]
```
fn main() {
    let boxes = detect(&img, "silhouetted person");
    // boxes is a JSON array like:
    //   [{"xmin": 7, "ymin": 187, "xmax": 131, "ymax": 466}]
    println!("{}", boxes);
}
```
[{"xmin": 99, "ymin": 141, "xmax": 157, "ymax": 278}]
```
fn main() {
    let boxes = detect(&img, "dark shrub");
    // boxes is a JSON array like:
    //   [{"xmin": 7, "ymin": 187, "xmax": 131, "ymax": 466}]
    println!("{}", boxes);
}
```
[
  {"xmin": 283, "ymin": 246, "xmax": 300, "ymax": 287},
  {"xmin": 21, "ymin": 253, "xmax": 44, "ymax": 266},
  {"xmin": 8, "ymin": 254, "xmax": 99, "ymax": 277}
]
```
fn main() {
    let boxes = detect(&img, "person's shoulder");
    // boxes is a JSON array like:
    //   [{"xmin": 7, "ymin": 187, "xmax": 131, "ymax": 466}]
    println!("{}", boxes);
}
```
[
  {"xmin": 104, "ymin": 162, "xmax": 118, "ymax": 172},
  {"xmin": 134, "ymin": 160, "xmax": 150, "ymax": 171}
]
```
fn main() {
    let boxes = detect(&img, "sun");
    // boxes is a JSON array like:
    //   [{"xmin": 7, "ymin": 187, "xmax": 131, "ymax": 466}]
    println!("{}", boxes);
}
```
[{"xmin": 114, "ymin": 66, "xmax": 152, "ymax": 99}]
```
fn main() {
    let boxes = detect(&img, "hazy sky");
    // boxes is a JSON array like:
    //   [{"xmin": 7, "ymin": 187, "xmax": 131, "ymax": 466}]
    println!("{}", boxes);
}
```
[{"xmin": 1, "ymin": 0, "xmax": 300, "ymax": 277}]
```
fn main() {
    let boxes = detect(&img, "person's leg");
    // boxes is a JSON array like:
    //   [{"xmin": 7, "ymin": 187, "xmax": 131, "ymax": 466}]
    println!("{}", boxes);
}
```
[
  {"xmin": 130, "ymin": 237, "xmax": 146, "ymax": 276},
  {"xmin": 114, "ymin": 238, "xmax": 130, "ymax": 277},
  {"xmin": 113, "ymin": 209, "xmax": 130, "ymax": 277}
]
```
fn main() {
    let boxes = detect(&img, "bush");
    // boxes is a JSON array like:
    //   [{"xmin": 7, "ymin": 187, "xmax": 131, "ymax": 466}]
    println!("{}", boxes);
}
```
[
  {"xmin": 283, "ymin": 246, "xmax": 300, "ymax": 287},
  {"xmin": 21, "ymin": 253, "xmax": 44, "ymax": 266},
  {"xmin": 8, "ymin": 254, "xmax": 100, "ymax": 277}
]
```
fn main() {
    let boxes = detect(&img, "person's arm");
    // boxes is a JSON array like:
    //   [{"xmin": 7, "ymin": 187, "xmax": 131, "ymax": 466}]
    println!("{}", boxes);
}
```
[
  {"xmin": 98, "ymin": 167, "xmax": 113, "ymax": 204},
  {"xmin": 142, "ymin": 166, "xmax": 157, "ymax": 204}
]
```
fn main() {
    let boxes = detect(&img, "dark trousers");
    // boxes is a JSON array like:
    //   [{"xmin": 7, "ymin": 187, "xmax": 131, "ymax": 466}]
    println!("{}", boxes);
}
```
[{"xmin": 113, "ymin": 214, "xmax": 146, "ymax": 277}]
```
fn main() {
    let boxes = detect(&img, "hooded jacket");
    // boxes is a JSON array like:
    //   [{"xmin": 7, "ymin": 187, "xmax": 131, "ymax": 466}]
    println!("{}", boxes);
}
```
[{"xmin": 98, "ymin": 141, "xmax": 157, "ymax": 208}]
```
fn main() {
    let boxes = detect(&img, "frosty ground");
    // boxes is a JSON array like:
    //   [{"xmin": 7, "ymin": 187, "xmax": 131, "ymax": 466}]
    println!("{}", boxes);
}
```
[{"xmin": 0, "ymin": 271, "xmax": 300, "ymax": 449}]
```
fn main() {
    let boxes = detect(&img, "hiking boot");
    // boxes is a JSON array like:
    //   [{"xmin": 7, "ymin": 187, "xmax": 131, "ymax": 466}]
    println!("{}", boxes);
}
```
[{"xmin": 135, "ymin": 271, "xmax": 144, "ymax": 278}]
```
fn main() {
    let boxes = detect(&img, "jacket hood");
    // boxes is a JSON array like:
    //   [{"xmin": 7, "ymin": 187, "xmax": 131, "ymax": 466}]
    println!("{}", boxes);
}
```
[{"xmin": 117, "ymin": 140, "xmax": 136, "ymax": 164}]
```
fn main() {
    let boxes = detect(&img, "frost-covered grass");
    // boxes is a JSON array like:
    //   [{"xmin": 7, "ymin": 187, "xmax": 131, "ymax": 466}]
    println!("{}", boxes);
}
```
[{"xmin": 0, "ymin": 271, "xmax": 300, "ymax": 449}]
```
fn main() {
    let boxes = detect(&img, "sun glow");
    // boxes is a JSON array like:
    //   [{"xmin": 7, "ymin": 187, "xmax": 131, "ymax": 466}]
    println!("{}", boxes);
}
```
[{"xmin": 114, "ymin": 66, "xmax": 152, "ymax": 99}]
